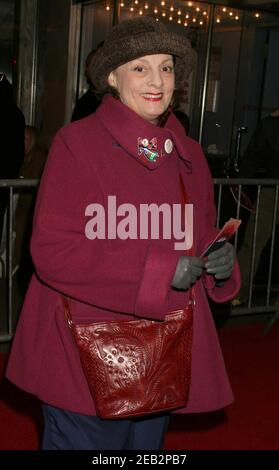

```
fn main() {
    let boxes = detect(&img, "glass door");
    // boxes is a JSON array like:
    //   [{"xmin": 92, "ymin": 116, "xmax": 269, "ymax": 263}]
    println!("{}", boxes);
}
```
[
  {"xmin": 233, "ymin": 9, "xmax": 279, "ymax": 171},
  {"xmin": 199, "ymin": 5, "xmax": 244, "ymax": 175},
  {"xmin": 199, "ymin": 5, "xmax": 279, "ymax": 175}
]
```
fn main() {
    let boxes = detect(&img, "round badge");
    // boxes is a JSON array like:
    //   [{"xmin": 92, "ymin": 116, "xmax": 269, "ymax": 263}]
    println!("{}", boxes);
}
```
[
  {"xmin": 164, "ymin": 139, "xmax": 173, "ymax": 154},
  {"xmin": 142, "ymin": 138, "xmax": 149, "ymax": 147}
]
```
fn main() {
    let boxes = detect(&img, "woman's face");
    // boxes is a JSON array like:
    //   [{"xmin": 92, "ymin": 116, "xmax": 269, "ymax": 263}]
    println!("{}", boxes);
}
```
[{"xmin": 108, "ymin": 54, "xmax": 175, "ymax": 124}]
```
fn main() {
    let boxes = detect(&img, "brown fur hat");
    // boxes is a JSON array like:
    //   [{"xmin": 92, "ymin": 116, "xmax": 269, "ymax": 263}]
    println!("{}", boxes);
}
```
[{"xmin": 89, "ymin": 17, "xmax": 195, "ymax": 93}]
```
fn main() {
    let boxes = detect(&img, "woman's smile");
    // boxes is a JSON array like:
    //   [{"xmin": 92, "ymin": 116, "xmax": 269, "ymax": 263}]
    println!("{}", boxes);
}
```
[{"xmin": 141, "ymin": 93, "xmax": 163, "ymax": 102}]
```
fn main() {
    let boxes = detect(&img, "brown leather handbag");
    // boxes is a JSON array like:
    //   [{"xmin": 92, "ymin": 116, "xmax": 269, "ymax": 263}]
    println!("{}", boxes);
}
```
[{"xmin": 63, "ymin": 294, "xmax": 194, "ymax": 419}]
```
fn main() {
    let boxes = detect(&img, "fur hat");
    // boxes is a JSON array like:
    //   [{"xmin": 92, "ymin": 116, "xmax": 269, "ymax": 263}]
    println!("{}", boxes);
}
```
[{"xmin": 89, "ymin": 17, "xmax": 195, "ymax": 93}]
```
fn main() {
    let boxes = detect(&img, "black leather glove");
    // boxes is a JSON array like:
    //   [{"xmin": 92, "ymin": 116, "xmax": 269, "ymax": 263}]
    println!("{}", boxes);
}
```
[
  {"xmin": 172, "ymin": 256, "xmax": 205, "ymax": 290},
  {"xmin": 205, "ymin": 242, "xmax": 235, "ymax": 280}
]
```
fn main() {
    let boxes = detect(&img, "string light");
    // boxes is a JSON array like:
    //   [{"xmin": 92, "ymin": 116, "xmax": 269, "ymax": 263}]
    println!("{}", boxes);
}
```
[{"xmin": 101, "ymin": 2, "xmax": 262, "ymax": 30}]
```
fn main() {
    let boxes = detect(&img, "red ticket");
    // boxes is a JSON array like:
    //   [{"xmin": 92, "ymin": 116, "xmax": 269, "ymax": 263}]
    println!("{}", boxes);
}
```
[{"xmin": 201, "ymin": 218, "xmax": 242, "ymax": 257}]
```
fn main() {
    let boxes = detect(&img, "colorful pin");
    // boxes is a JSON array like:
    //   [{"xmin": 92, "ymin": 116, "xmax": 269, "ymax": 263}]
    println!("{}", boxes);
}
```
[{"xmin": 138, "ymin": 137, "xmax": 159, "ymax": 162}]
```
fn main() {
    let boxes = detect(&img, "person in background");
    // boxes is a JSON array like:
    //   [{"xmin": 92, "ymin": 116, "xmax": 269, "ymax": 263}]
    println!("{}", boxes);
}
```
[
  {"xmin": 233, "ymin": 109, "xmax": 279, "ymax": 305},
  {"xmin": 0, "ymin": 73, "xmax": 25, "ymax": 243},
  {"xmin": 6, "ymin": 17, "xmax": 240, "ymax": 450},
  {"xmin": 71, "ymin": 45, "xmax": 103, "ymax": 122},
  {"xmin": 13, "ymin": 126, "xmax": 47, "ymax": 291},
  {"xmin": 21, "ymin": 126, "xmax": 47, "ymax": 179}
]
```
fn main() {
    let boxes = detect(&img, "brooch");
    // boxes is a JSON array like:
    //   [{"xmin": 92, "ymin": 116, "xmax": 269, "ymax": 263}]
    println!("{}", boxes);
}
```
[{"xmin": 138, "ymin": 137, "xmax": 159, "ymax": 162}]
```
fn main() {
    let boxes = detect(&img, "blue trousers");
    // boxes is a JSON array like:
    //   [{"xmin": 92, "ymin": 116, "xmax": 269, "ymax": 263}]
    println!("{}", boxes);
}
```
[{"xmin": 42, "ymin": 404, "xmax": 170, "ymax": 450}]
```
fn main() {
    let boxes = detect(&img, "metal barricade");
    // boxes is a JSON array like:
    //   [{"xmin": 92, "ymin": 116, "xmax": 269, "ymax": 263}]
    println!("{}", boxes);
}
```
[
  {"xmin": 214, "ymin": 178, "xmax": 279, "ymax": 332},
  {"xmin": 0, "ymin": 179, "xmax": 39, "ymax": 343},
  {"xmin": 0, "ymin": 178, "xmax": 279, "ymax": 343}
]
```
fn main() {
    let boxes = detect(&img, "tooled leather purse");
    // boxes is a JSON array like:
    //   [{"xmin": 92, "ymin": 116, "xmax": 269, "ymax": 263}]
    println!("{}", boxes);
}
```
[{"xmin": 63, "ymin": 175, "xmax": 194, "ymax": 419}]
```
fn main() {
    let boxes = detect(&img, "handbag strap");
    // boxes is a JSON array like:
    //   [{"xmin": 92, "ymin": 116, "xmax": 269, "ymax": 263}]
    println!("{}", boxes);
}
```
[{"xmin": 62, "ymin": 295, "xmax": 73, "ymax": 328}]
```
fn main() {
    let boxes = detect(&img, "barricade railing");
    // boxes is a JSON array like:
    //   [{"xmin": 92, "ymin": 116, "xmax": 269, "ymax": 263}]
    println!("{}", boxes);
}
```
[
  {"xmin": 0, "ymin": 178, "xmax": 279, "ymax": 343},
  {"xmin": 214, "ymin": 178, "xmax": 279, "ymax": 332},
  {"xmin": 0, "ymin": 179, "xmax": 39, "ymax": 343}
]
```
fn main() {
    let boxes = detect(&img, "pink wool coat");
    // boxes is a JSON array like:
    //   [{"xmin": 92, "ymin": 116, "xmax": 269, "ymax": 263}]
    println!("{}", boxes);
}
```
[{"xmin": 6, "ymin": 95, "xmax": 240, "ymax": 415}]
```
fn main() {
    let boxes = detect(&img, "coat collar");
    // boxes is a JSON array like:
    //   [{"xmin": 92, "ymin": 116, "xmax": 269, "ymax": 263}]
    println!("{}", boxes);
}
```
[{"xmin": 95, "ymin": 95, "xmax": 192, "ymax": 171}]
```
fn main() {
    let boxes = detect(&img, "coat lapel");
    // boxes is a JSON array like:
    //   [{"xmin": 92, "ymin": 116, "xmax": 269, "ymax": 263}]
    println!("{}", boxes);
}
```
[{"xmin": 96, "ymin": 95, "xmax": 176, "ymax": 170}]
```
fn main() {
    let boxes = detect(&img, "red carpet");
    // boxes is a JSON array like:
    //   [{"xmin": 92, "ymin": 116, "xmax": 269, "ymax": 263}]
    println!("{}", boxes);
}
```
[{"xmin": 0, "ymin": 321, "xmax": 279, "ymax": 450}]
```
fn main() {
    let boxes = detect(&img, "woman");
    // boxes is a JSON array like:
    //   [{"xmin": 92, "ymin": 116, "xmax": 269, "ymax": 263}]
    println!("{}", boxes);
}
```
[{"xmin": 6, "ymin": 17, "xmax": 240, "ymax": 450}]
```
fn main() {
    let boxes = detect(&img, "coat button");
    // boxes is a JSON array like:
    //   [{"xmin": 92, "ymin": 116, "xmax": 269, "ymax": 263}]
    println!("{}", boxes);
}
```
[{"xmin": 164, "ymin": 139, "xmax": 173, "ymax": 154}]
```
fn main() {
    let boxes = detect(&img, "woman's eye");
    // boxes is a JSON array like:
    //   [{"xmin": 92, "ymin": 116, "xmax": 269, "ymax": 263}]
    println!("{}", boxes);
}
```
[
  {"xmin": 162, "ymin": 65, "xmax": 174, "ymax": 73},
  {"xmin": 134, "ymin": 66, "xmax": 144, "ymax": 72}
]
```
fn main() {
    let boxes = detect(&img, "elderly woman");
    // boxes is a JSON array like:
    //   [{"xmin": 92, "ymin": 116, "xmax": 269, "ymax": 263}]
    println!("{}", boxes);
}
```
[{"xmin": 6, "ymin": 17, "xmax": 240, "ymax": 450}]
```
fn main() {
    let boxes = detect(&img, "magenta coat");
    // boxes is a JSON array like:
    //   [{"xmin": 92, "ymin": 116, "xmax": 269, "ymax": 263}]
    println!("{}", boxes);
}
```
[{"xmin": 6, "ymin": 95, "xmax": 240, "ymax": 415}]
